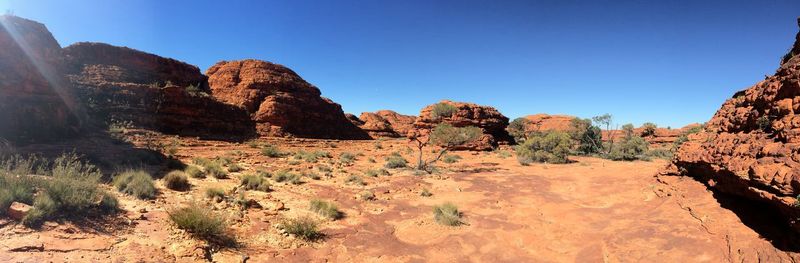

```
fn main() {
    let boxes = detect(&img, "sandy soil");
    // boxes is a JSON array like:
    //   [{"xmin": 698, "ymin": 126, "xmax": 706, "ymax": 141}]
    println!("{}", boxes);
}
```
[{"xmin": 0, "ymin": 135, "xmax": 797, "ymax": 262}]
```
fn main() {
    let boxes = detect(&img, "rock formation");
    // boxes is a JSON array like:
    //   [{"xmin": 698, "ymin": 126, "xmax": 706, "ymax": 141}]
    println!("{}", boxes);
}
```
[
  {"xmin": 63, "ymin": 42, "xmax": 255, "ymax": 139},
  {"xmin": 0, "ymin": 15, "xmax": 81, "ymax": 143},
  {"xmin": 663, "ymin": 18, "xmax": 800, "ymax": 233},
  {"xmin": 356, "ymin": 110, "xmax": 417, "ymax": 138},
  {"xmin": 206, "ymin": 59, "xmax": 369, "ymax": 139},
  {"xmin": 413, "ymin": 100, "xmax": 511, "ymax": 151}
]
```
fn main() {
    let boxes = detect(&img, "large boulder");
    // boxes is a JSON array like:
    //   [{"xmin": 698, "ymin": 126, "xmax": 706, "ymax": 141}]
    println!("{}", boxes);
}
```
[
  {"xmin": 663, "ymin": 18, "xmax": 800, "ymax": 233},
  {"xmin": 357, "ymin": 110, "xmax": 417, "ymax": 138},
  {"xmin": 206, "ymin": 59, "xmax": 369, "ymax": 139},
  {"xmin": 62, "ymin": 42, "xmax": 255, "ymax": 139},
  {"xmin": 413, "ymin": 100, "xmax": 511, "ymax": 151},
  {"xmin": 0, "ymin": 15, "xmax": 82, "ymax": 143}
]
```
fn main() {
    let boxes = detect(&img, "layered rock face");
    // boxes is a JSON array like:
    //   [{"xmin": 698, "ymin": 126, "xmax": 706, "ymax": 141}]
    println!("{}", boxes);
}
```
[
  {"xmin": 206, "ymin": 59, "xmax": 369, "ymax": 139},
  {"xmin": 0, "ymin": 15, "xmax": 81, "ymax": 142},
  {"xmin": 664, "ymin": 18, "xmax": 800, "ymax": 232},
  {"xmin": 356, "ymin": 110, "xmax": 417, "ymax": 138},
  {"xmin": 413, "ymin": 100, "xmax": 511, "ymax": 151},
  {"xmin": 63, "ymin": 42, "xmax": 255, "ymax": 139},
  {"xmin": 521, "ymin": 114, "xmax": 576, "ymax": 133}
]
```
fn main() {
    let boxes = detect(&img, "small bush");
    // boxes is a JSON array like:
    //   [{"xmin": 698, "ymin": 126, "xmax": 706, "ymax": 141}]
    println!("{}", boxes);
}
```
[
  {"xmin": 309, "ymin": 199, "xmax": 342, "ymax": 220},
  {"xmin": 608, "ymin": 136, "xmax": 649, "ymax": 161},
  {"xmin": 246, "ymin": 140, "xmax": 260, "ymax": 148},
  {"xmin": 757, "ymin": 116, "xmax": 772, "ymax": 131},
  {"xmin": 23, "ymin": 193, "xmax": 57, "ymax": 227},
  {"xmin": 193, "ymin": 157, "xmax": 212, "ymax": 167},
  {"xmin": 384, "ymin": 153, "xmax": 408, "ymax": 169},
  {"xmin": 515, "ymin": 131, "xmax": 573, "ymax": 164},
  {"xmin": 164, "ymin": 171, "xmax": 190, "ymax": 191},
  {"xmin": 204, "ymin": 162, "xmax": 227, "ymax": 179},
  {"xmin": 339, "ymin": 152, "xmax": 356, "ymax": 164},
  {"xmin": 646, "ymin": 148, "xmax": 673, "ymax": 160},
  {"xmin": 345, "ymin": 175, "xmax": 366, "ymax": 186},
  {"xmin": 240, "ymin": 174, "xmax": 271, "ymax": 192},
  {"xmin": 496, "ymin": 150, "xmax": 512, "ymax": 159},
  {"xmin": 227, "ymin": 163, "xmax": 243, "ymax": 173},
  {"xmin": 205, "ymin": 187, "xmax": 226, "ymax": 200},
  {"xmin": 507, "ymin": 117, "xmax": 532, "ymax": 143},
  {"xmin": 433, "ymin": 203, "xmax": 463, "ymax": 226},
  {"xmin": 420, "ymin": 188, "xmax": 433, "ymax": 197},
  {"xmin": 294, "ymin": 150, "xmax": 331, "ymax": 163},
  {"xmin": 304, "ymin": 172, "xmax": 321, "ymax": 180},
  {"xmin": 185, "ymin": 165, "xmax": 205, "ymax": 178},
  {"xmin": 169, "ymin": 203, "xmax": 230, "ymax": 244},
  {"xmin": 261, "ymin": 145, "xmax": 286, "ymax": 158},
  {"xmin": 359, "ymin": 191, "xmax": 376, "ymax": 201},
  {"xmin": 274, "ymin": 170, "xmax": 302, "ymax": 184},
  {"xmin": 99, "ymin": 193, "xmax": 119, "ymax": 213},
  {"xmin": 442, "ymin": 154, "xmax": 461, "ymax": 164},
  {"xmin": 317, "ymin": 165, "xmax": 332, "ymax": 173},
  {"xmin": 641, "ymin": 122, "xmax": 657, "ymax": 137},
  {"xmin": 281, "ymin": 216, "xmax": 322, "ymax": 241},
  {"xmin": 569, "ymin": 118, "xmax": 603, "ymax": 155},
  {"xmin": 431, "ymin": 102, "xmax": 457, "ymax": 119},
  {"xmin": 364, "ymin": 168, "xmax": 389, "ymax": 177},
  {"xmin": 113, "ymin": 170, "xmax": 156, "ymax": 199}
]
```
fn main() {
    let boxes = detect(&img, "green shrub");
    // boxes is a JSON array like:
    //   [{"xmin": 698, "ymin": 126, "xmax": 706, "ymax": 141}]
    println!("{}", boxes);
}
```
[
  {"xmin": 246, "ymin": 140, "xmax": 261, "ymax": 148},
  {"xmin": 359, "ymin": 191, "xmax": 376, "ymax": 201},
  {"xmin": 164, "ymin": 171, "xmax": 190, "ymax": 191},
  {"xmin": 113, "ymin": 170, "xmax": 156, "ymax": 199},
  {"xmin": 608, "ymin": 135, "xmax": 650, "ymax": 161},
  {"xmin": 309, "ymin": 199, "xmax": 342, "ymax": 220},
  {"xmin": 274, "ymin": 170, "xmax": 302, "ymax": 184},
  {"xmin": 261, "ymin": 145, "xmax": 286, "ymax": 158},
  {"xmin": 384, "ymin": 153, "xmax": 408, "ymax": 169},
  {"xmin": 364, "ymin": 168, "xmax": 388, "ymax": 177},
  {"xmin": 641, "ymin": 122, "xmax": 657, "ymax": 137},
  {"xmin": 281, "ymin": 216, "xmax": 322, "ymax": 241},
  {"xmin": 205, "ymin": 187, "xmax": 226, "ymax": 200},
  {"xmin": 204, "ymin": 162, "xmax": 227, "ymax": 179},
  {"xmin": 240, "ymin": 174, "xmax": 271, "ymax": 192},
  {"xmin": 569, "ymin": 118, "xmax": 603, "ymax": 155},
  {"xmin": 317, "ymin": 165, "xmax": 332, "ymax": 173},
  {"xmin": 345, "ymin": 175, "xmax": 366, "ymax": 186},
  {"xmin": 169, "ymin": 203, "xmax": 230, "ymax": 244},
  {"xmin": 496, "ymin": 150, "xmax": 512, "ymax": 159},
  {"xmin": 431, "ymin": 102, "xmax": 458, "ymax": 119},
  {"xmin": 23, "ymin": 193, "xmax": 57, "ymax": 227},
  {"xmin": 99, "ymin": 192, "xmax": 119, "ymax": 213},
  {"xmin": 339, "ymin": 152, "xmax": 356, "ymax": 164},
  {"xmin": 646, "ymin": 148, "xmax": 673, "ymax": 160},
  {"xmin": 515, "ymin": 131, "xmax": 573, "ymax": 164},
  {"xmin": 185, "ymin": 165, "xmax": 205, "ymax": 178},
  {"xmin": 294, "ymin": 150, "xmax": 331, "ymax": 163},
  {"xmin": 442, "ymin": 154, "xmax": 461, "ymax": 164},
  {"xmin": 193, "ymin": 157, "xmax": 213, "ymax": 167},
  {"xmin": 304, "ymin": 172, "xmax": 321, "ymax": 180},
  {"xmin": 433, "ymin": 203, "xmax": 463, "ymax": 226},
  {"xmin": 507, "ymin": 117, "xmax": 532, "ymax": 142},
  {"xmin": 420, "ymin": 188, "xmax": 433, "ymax": 197},
  {"xmin": 227, "ymin": 163, "xmax": 243, "ymax": 173}
]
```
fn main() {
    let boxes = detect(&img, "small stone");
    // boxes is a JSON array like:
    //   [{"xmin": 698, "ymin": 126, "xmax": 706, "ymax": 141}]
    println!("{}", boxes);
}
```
[{"xmin": 7, "ymin": 202, "xmax": 31, "ymax": 221}]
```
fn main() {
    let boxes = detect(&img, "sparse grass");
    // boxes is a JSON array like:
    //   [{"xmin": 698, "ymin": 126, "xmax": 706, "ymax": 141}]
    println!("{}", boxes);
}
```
[
  {"xmin": 261, "ymin": 145, "xmax": 286, "ymax": 158},
  {"xmin": 294, "ymin": 150, "xmax": 332, "ymax": 163},
  {"xmin": 304, "ymin": 172, "xmax": 321, "ymax": 180},
  {"xmin": 317, "ymin": 165, "xmax": 332, "ymax": 173},
  {"xmin": 246, "ymin": 140, "xmax": 261, "ymax": 148},
  {"xmin": 281, "ymin": 216, "xmax": 322, "ymax": 241},
  {"xmin": 240, "ymin": 173, "xmax": 271, "ymax": 192},
  {"xmin": 384, "ymin": 152, "xmax": 408, "ymax": 169},
  {"xmin": 113, "ymin": 170, "xmax": 156, "ymax": 199},
  {"xmin": 339, "ymin": 152, "xmax": 356, "ymax": 164},
  {"xmin": 310, "ymin": 199, "xmax": 342, "ymax": 220},
  {"xmin": 274, "ymin": 170, "xmax": 302, "ymax": 185},
  {"xmin": 345, "ymin": 175, "xmax": 366, "ymax": 186},
  {"xmin": 367, "ymin": 157, "xmax": 376, "ymax": 163},
  {"xmin": 374, "ymin": 142, "xmax": 383, "ymax": 150},
  {"xmin": 442, "ymin": 154, "xmax": 462, "ymax": 164},
  {"xmin": 433, "ymin": 202, "xmax": 463, "ymax": 226},
  {"xmin": 205, "ymin": 187, "xmax": 226, "ymax": 201},
  {"xmin": 185, "ymin": 165, "xmax": 205, "ymax": 178},
  {"xmin": 420, "ymin": 188, "xmax": 433, "ymax": 197},
  {"xmin": 227, "ymin": 163, "xmax": 243, "ymax": 173},
  {"xmin": 496, "ymin": 150, "xmax": 512, "ymax": 159},
  {"xmin": 359, "ymin": 190, "xmax": 376, "ymax": 201},
  {"xmin": 204, "ymin": 162, "xmax": 227, "ymax": 179},
  {"xmin": 169, "ymin": 203, "xmax": 231, "ymax": 245},
  {"xmin": 164, "ymin": 170, "xmax": 190, "ymax": 191},
  {"xmin": 364, "ymin": 168, "xmax": 390, "ymax": 177}
]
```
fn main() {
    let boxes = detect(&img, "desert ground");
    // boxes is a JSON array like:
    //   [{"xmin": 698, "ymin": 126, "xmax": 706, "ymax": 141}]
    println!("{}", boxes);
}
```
[{"xmin": 1, "ymin": 132, "xmax": 795, "ymax": 262}]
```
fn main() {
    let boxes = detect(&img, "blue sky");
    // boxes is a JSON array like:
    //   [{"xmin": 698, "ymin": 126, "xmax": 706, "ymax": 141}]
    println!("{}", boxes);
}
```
[{"xmin": 3, "ymin": 0, "xmax": 799, "ymax": 128}]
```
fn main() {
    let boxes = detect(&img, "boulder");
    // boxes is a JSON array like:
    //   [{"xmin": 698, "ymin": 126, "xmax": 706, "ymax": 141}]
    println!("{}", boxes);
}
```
[
  {"xmin": 206, "ymin": 59, "xmax": 370, "ymax": 139},
  {"xmin": 663, "ymin": 17, "xmax": 800, "ymax": 233},
  {"xmin": 0, "ymin": 15, "xmax": 82, "ymax": 143},
  {"xmin": 357, "ymin": 110, "xmax": 417, "ymax": 138},
  {"xmin": 412, "ymin": 100, "xmax": 511, "ymax": 151},
  {"xmin": 7, "ymin": 202, "xmax": 31, "ymax": 221},
  {"xmin": 62, "ymin": 42, "xmax": 255, "ymax": 139}
]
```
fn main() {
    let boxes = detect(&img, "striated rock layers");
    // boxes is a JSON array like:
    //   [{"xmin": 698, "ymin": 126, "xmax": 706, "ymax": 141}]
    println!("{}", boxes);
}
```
[
  {"xmin": 206, "ymin": 59, "xmax": 369, "ymax": 139},
  {"xmin": 663, "ymin": 18, "xmax": 800, "ymax": 233},
  {"xmin": 63, "ymin": 42, "xmax": 255, "ymax": 139},
  {"xmin": 356, "ymin": 110, "xmax": 417, "ymax": 138},
  {"xmin": 413, "ymin": 100, "xmax": 511, "ymax": 151},
  {"xmin": 0, "ymin": 15, "xmax": 82, "ymax": 143}
]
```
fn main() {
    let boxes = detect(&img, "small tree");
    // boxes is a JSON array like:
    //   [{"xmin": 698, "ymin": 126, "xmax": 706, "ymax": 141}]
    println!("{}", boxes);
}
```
[
  {"xmin": 409, "ymin": 123, "xmax": 481, "ymax": 171},
  {"xmin": 592, "ymin": 114, "xmax": 615, "ymax": 154},
  {"xmin": 641, "ymin": 122, "xmax": 657, "ymax": 137},
  {"xmin": 621, "ymin": 123, "xmax": 635, "ymax": 139},
  {"xmin": 507, "ymin": 117, "xmax": 532, "ymax": 143},
  {"xmin": 431, "ymin": 102, "xmax": 458, "ymax": 120},
  {"xmin": 569, "ymin": 118, "xmax": 602, "ymax": 155},
  {"xmin": 608, "ymin": 135, "xmax": 649, "ymax": 161}
]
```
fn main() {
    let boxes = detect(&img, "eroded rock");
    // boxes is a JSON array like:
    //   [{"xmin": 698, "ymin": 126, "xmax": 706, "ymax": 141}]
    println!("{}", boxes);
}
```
[{"xmin": 412, "ymin": 100, "xmax": 511, "ymax": 151}]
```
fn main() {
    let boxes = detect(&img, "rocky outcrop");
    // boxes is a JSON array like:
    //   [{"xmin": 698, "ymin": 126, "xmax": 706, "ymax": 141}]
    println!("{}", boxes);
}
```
[
  {"xmin": 521, "ymin": 114, "xmax": 576, "ymax": 133},
  {"xmin": 413, "ymin": 100, "xmax": 511, "ymax": 151},
  {"xmin": 206, "ymin": 59, "xmax": 369, "ymax": 139},
  {"xmin": 0, "ymin": 15, "xmax": 82, "ymax": 143},
  {"xmin": 663, "ymin": 18, "xmax": 800, "ymax": 233},
  {"xmin": 63, "ymin": 42, "xmax": 255, "ymax": 139},
  {"xmin": 357, "ymin": 110, "xmax": 417, "ymax": 138}
]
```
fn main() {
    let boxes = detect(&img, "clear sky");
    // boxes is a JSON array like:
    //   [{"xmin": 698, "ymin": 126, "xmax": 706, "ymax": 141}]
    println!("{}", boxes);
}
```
[{"xmin": 3, "ymin": 0, "xmax": 799, "ymax": 128}]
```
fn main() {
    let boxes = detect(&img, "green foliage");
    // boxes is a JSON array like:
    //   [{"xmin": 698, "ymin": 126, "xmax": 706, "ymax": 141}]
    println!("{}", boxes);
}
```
[
  {"xmin": 345, "ymin": 175, "xmax": 366, "ymax": 186},
  {"xmin": 608, "ymin": 136, "xmax": 649, "ymax": 161},
  {"xmin": 442, "ymin": 154, "xmax": 462, "ymax": 164},
  {"xmin": 431, "ymin": 102, "xmax": 458, "ymax": 119},
  {"xmin": 508, "ymin": 117, "xmax": 532, "ymax": 142},
  {"xmin": 433, "ymin": 203, "xmax": 463, "ymax": 226},
  {"xmin": 261, "ymin": 145, "xmax": 286, "ymax": 158},
  {"xmin": 184, "ymin": 165, "xmax": 205, "ymax": 178},
  {"xmin": 645, "ymin": 148, "xmax": 673, "ymax": 160},
  {"xmin": 113, "ymin": 170, "xmax": 156, "ymax": 199},
  {"xmin": 339, "ymin": 152, "xmax": 356, "ymax": 164},
  {"xmin": 281, "ymin": 216, "xmax": 322, "ymax": 241},
  {"xmin": 164, "ymin": 171, "xmax": 190, "ymax": 191},
  {"xmin": 241, "ymin": 174, "xmax": 271, "ymax": 192},
  {"xmin": 364, "ymin": 168, "xmax": 389, "ymax": 177},
  {"xmin": 384, "ymin": 153, "xmax": 408, "ymax": 169},
  {"xmin": 205, "ymin": 187, "xmax": 226, "ymax": 200},
  {"xmin": 169, "ymin": 203, "xmax": 230, "ymax": 244},
  {"xmin": 23, "ymin": 193, "xmax": 56, "ymax": 227},
  {"xmin": 515, "ymin": 131, "xmax": 573, "ymax": 164},
  {"xmin": 317, "ymin": 165, "xmax": 332, "ymax": 173},
  {"xmin": 99, "ymin": 192, "xmax": 119, "ymax": 213},
  {"xmin": 309, "ymin": 199, "xmax": 342, "ymax": 220},
  {"xmin": 359, "ymin": 190, "xmax": 376, "ymax": 201},
  {"xmin": 641, "ymin": 122, "xmax": 657, "ymax": 137},
  {"xmin": 495, "ymin": 150, "xmax": 512, "ymax": 159},
  {"xmin": 227, "ymin": 163, "xmax": 243, "ymax": 173},
  {"xmin": 274, "ymin": 170, "xmax": 302, "ymax": 184},
  {"xmin": 204, "ymin": 162, "xmax": 227, "ymax": 179},
  {"xmin": 294, "ymin": 150, "xmax": 331, "ymax": 163},
  {"xmin": 429, "ymin": 124, "xmax": 482, "ymax": 148},
  {"xmin": 569, "ymin": 118, "xmax": 602, "ymax": 155}
]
